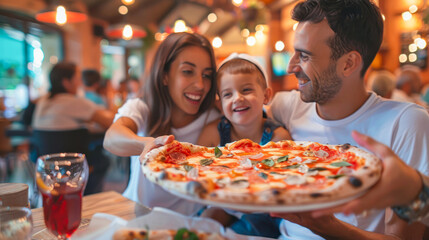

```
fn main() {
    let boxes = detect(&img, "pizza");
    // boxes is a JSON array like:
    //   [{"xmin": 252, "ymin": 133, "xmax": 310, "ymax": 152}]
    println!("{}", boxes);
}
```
[
  {"xmin": 141, "ymin": 139, "xmax": 382, "ymax": 208},
  {"xmin": 112, "ymin": 227, "xmax": 227, "ymax": 240}
]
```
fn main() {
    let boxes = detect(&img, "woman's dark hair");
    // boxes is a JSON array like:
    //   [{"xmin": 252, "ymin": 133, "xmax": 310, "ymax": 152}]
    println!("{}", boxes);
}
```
[
  {"xmin": 143, "ymin": 32, "xmax": 217, "ymax": 137},
  {"xmin": 49, "ymin": 62, "xmax": 77, "ymax": 98},
  {"xmin": 292, "ymin": 0, "xmax": 383, "ymax": 77}
]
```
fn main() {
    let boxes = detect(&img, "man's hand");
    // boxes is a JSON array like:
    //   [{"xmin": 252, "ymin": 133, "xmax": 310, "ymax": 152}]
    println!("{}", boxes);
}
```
[
  {"xmin": 270, "ymin": 212, "xmax": 340, "ymax": 237},
  {"xmin": 311, "ymin": 131, "xmax": 422, "ymax": 218},
  {"xmin": 139, "ymin": 135, "xmax": 175, "ymax": 163}
]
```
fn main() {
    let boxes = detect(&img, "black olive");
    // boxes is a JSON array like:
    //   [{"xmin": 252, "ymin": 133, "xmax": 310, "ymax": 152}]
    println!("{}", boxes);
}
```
[
  {"xmin": 311, "ymin": 193, "xmax": 323, "ymax": 198},
  {"xmin": 348, "ymin": 176, "xmax": 362, "ymax": 187},
  {"xmin": 186, "ymin": 181, "xmax": 207, "ymax": 197},
  {"xmin": 340, "ymin": 143, "xmax": 351, "ymax": 151}
]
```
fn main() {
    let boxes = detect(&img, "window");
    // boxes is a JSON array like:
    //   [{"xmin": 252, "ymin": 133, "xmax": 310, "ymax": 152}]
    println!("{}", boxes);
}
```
[{"xmin": 0, "ymin": 10, "xmax": 63, "ymax": 118}]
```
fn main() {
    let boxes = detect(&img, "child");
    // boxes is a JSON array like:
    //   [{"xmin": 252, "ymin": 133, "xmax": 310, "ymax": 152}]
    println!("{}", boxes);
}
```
[
  {"xmin": 198, "ymin": 52, "xmax": 291, "ymax": 146},
  {"xmin": 103, "ymin": 32, "xmax": 221, "ymax": 216},
  {"xmin": 197, "ymin": 53, "xmax": 291, "ymax": 238}
]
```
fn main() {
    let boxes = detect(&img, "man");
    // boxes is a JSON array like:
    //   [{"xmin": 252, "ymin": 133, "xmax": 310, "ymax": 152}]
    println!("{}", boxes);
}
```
[{"xmin": 269, "ymin": 0, "xmax": 429, "ymax": 239}]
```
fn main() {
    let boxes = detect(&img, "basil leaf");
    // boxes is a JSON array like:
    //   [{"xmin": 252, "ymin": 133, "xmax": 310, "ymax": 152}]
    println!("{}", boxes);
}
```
[
  {"xmin": 283, "ymin": 164, "xmax": 300, "ymax": 169},
  {"xmin": 261, "ymin": 158, "xmax": 275, "ymax": 167},
  {"xmin": 330, "ymin": 161, "xmax": 352, "ymax": 167},
  {"xmin": 309, "ymin": 167, "xmax": 328, "ymax": 171},
  {"xmin": 200, "ymin": 158, "xmax": 213, "ymax": 166},
  {"xmin": 174, "ymin": 228, "xmax": 199, "ymax": 240},
  {"xmin": 184, "ymin": 165, "xmax": 194, "ymax": 172},
  {"xmin": 277, "ymin": 155, "xmax": 289, "ymax": 163},
  {"xmin": 214, "ymin": 146, "xmax": 222, "ymax": 158},
  {"xmin": 328, "ymin": 174, "xmax": 345, "ymax": 179},
  {"xmin": 259, "ymin": 172, "xmax": 268, "ymax": 180}
]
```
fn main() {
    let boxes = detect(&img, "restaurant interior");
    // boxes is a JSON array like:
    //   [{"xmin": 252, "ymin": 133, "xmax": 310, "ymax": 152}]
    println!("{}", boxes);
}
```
[{"xmin": 1, "ymin": 0, "xmax": 429, "ymax": 238}]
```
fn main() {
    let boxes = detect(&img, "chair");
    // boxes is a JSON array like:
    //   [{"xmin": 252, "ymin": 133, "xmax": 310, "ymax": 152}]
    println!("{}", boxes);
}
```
[{"xmin": 30, "ymin": 128, "xmax": 90, "ymax": 163}]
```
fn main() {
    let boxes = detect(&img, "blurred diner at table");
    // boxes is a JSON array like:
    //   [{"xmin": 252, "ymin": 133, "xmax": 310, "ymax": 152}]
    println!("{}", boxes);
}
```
[{"xmin": 31, "ymin": 62, "xmax": 115, "ymax": 195}]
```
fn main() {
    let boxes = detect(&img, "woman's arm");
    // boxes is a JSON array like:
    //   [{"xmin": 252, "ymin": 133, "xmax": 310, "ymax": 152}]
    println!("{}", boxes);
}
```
[{"xmin": 103, "ymin": 116, "xmax": 153, "ymax": 157}]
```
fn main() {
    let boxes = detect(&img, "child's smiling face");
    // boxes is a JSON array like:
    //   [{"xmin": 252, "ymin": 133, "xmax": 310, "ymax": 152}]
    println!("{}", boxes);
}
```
[{"xmin": 218, "ymin": 72, "xmax": 269, "ymax": 126}]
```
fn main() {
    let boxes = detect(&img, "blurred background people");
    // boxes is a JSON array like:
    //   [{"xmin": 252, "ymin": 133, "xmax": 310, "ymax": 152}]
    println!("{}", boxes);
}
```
[
  {"xmin": 366, "ymin": 70, "xmax": 396, "ymax": 99},
  {"xmin": 393, "ymin": 65, "xmax": 427, "ymax": 106},
  {"xmin": 82, "ymin": 69, "xmax": 107, "ymax": 107},
  {"xmin": 126, "ymin": 76, "xmax": 142, "ymax": 99},
  {"xmin": 32, "ymin": 62, "xmax": 115, "ymax": 195}
]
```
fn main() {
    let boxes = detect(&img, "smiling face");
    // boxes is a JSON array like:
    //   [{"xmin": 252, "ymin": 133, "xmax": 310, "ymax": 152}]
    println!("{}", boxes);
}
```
[
  {"xmin": 219, "ymin": 72, "xmax": 268, "ymax": 126},
  {"xmin": 287, "ymin": 20, "xmax": 342, "ymax": 104},
  {"xmin": 164, "ymin": 46, "xmax": 213, "ymax": 117}
]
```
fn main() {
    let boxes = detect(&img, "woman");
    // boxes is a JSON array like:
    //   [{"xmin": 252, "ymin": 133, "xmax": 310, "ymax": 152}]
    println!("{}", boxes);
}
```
[{"xmin": 103, "ymin": 32, "xmax": 221, "ymax": 215}]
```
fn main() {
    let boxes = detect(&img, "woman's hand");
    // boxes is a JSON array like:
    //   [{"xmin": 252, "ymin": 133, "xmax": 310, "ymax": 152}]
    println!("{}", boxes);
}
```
[{"xmin": 139, "ymin": 135, "xmax": 175, "ymax": 163}]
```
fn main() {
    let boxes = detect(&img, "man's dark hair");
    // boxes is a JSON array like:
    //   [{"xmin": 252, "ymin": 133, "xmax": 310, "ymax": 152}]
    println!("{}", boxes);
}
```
[
  {"xmin": 82, "ymin": 69, "xmax": 101, "ymax": 87},
  {"xmin": 292, "ymin": 0, "xmax": 383, "ymax": 77}
]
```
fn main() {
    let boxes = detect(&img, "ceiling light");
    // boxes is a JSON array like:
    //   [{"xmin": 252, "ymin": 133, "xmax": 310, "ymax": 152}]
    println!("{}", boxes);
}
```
[
  {"xmin": 36, "ymin": 4, "xmax": 87, "ymax": 25},
  {"xmin": 107, "ymin": 24, "xmax": 147, "ymax": 40},
  {"xmin": 121, "ymin": 0, "xmax": 135, "ymax": 6}
]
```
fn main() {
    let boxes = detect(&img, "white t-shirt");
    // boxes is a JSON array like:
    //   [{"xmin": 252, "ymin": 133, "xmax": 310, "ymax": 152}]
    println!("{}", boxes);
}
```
[
  {"xmin": 32, "ymin": 93, "xmax": 101, "ymax": 130},
  {"xmin": 270, "ymin": 90, "xmax": 429, "ymax": 239},
  {"xmin": 115, "ymin": 98, "xmax": 221, "ymax": 215}
]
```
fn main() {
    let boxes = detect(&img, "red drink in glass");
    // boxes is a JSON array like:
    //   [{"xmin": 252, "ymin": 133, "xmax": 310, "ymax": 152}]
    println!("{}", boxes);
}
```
[
  {"xmin": 41, "ymin": 184, "xmax": 83, "ymax": 238},
  {"xmin": 36, "ymin": 153, "xmax": 88, "ymax": 239}
]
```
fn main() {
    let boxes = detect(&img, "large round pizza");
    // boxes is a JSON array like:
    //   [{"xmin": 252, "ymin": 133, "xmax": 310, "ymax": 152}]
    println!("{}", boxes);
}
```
[{"xmin": 141, "ymin": 139, "xmax": 382, "ymax": 211}]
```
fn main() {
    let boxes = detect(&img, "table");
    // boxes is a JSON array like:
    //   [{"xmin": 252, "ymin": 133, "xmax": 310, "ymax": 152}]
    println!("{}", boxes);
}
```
[{"xmin": 31, "ymin": 191, "xmax": 151, "ymax": 239}]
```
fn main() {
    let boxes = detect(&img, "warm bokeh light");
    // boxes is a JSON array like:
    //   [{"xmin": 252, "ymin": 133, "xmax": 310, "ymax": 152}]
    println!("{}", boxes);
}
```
[
  {"xmin": 118, "ymin": 5, "xmax": 128, "ymax": 15},
  {"xmin": 121, "ymin": 0, "xmax": 135, "ymax": 6},
  {"xmin": 255, "ymin": 24, "xmax": 264, "ymax": 32},
  {"xmin": 402, "ymin": 11, "xmax": 412, "ymax": 21},
  {"xmin": 246, "ymin": 36, "xmax": 256, "ymax": 46},
  {"xmin": 232, "ymin": 0, "xmax": 243, "ymax": 7},
  {"xmin": 208, "ymin": 13, "xmax": 217, "ymax": 23},
  {"xmin": 241, "ymin": 28, "xmax": 250, "ymax": 38},
  {"xmin": 381, "ymin": 14, "xmax": 385, "ymax": 21},
  {"xmin": 55, "ymin": 6, "xmax": 67, "ymax": 25},
  {"xmin": 415, "ymin": 38, "xmax": 427, "ymax": 49},
  {"xmin": 409, "ymin": 43, "xmax": 417, "ymax": 52},
  {"xmin": 275, "ymin": 41, "xmax": 285, "ymax": 52},
  {"xmin": 399, "ymin": 54, "xmax": 407, "ymax": 63},
  {"xmin": 409, "ymin": 5, "xmax": 418, "ymax": 14},
  {"xmin": 174, "ymin": 19, "xmax": 187, "ymax": 33},
  {"xmin": 293, "ymin": 23, "xmax": 298, "ymax": 31},
  {"xmin": 409, "ymin": 53, "xmax": 417, "ymax": 62},
  {"xmin": 122, "ymin": 24, "xmax": 133, "ymax": 40},
  {"xmin": 212, "ymin": 36, "xmax": 222, "ymax": 48},
  {"xmin": 50, "ymin": 56, "xmax": 59, "ymax": 64},
  {"xmin": 255, "ymin": 30, "xmax": 264, "ymax": 40}
]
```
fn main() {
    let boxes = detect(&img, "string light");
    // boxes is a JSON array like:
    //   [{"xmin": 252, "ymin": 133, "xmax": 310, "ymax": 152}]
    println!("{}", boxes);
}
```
[{"xmin": 55, "ymin": 6, "xmax": 67, "ymax": 25}]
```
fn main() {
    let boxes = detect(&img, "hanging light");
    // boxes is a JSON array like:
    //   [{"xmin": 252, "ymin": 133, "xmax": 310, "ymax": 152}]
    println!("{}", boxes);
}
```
[
  {"xmin": 107, "ymin": 24, "xmax": 147, "ymax": 40},
  {"xmin": 36, "ymin": 3, "xmax": 87, "ymax": 25},
  {"xmin": 121, "ymin": 0, "xmax": 135, "ymax": 6}
]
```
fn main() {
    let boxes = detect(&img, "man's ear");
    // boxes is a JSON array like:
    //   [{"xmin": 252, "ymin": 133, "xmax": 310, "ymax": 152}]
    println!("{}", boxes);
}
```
[
  {"xmin": 341, "ymin": 51, "xmax": 363, "ymax": 77},
  {"xmin": 263, "ymin": 87, "xmax": 273, "ymax": 105}
]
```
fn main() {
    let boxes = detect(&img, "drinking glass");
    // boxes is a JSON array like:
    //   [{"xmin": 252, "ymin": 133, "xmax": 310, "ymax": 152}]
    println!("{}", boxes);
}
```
[
  {"xmin": 35, "ymin": 153, "xmax": 89, "ymax": 240},
  {"xmin": 0, "ymin": 207, "xmax": 33, "ymax": 240}
]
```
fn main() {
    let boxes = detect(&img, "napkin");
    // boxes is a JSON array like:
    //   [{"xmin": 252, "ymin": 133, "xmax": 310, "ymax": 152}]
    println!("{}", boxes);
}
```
[{"xmin": 72, "ymin": 207, "xmax": 275, "ymax": 240}]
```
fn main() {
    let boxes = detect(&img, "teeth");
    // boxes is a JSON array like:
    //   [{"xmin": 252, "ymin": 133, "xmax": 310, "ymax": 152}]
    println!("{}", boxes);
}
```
[
  {"xmin": 234, "ymin": 106, "xmax": 249, "ymax": 112},
  {"xmin": 185, "ymin": 93, "xmax": 201, "ymax": 101}
]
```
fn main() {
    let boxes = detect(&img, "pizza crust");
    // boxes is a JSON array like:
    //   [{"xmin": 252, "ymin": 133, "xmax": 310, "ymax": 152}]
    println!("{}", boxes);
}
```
[{"xmin": 141, "ymin": 140, "xmax": 382, "ymax": 207}]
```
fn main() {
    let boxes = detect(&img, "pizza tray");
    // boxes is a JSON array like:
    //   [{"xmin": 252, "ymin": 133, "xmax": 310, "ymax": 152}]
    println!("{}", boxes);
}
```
[{"xmin": 168, "ymin": 189, "xmax": 366, "ymax": 213}]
